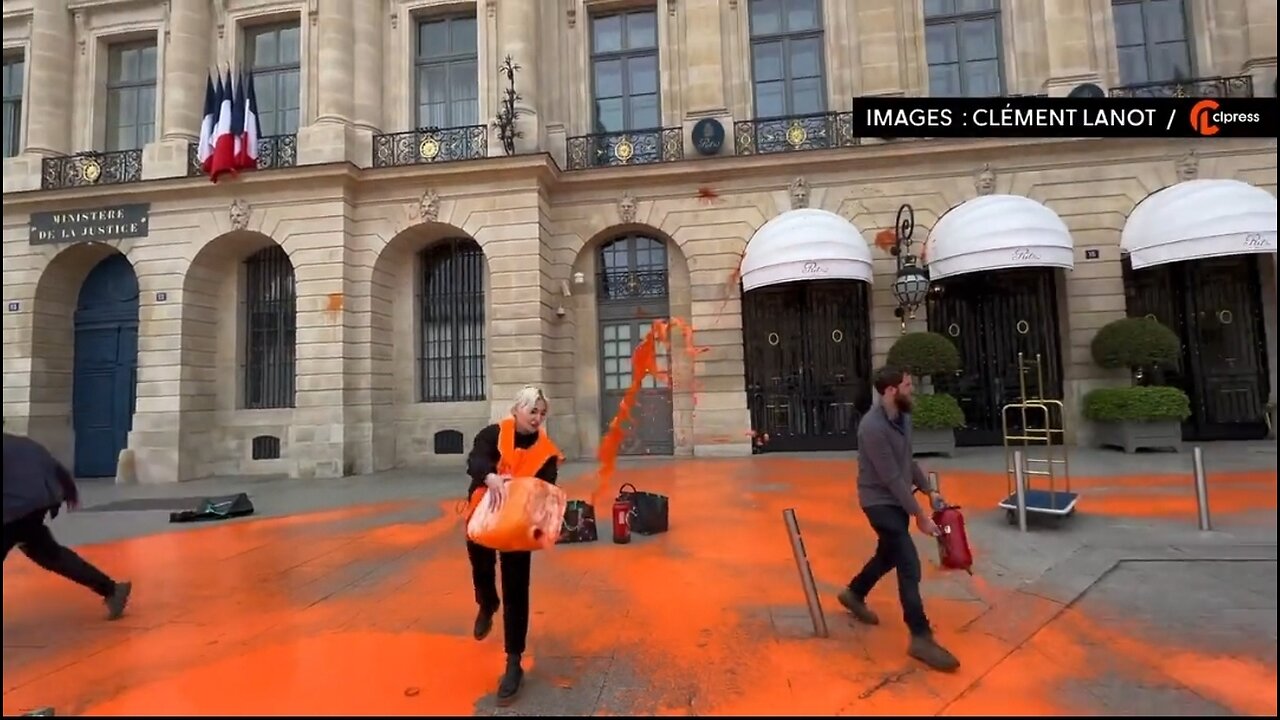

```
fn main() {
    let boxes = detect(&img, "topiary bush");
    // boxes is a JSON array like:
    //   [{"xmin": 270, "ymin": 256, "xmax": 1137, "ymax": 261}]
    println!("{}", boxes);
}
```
[
  {"xmin": 912, "ymin": 393, "xmax": 966, "ymax": 430},
  {"xmin": 1082, "ymin": 386, "xmax": 1192, "ymax": 423},
  {"xmin": 886, "ymin": 331, "xmax": 961, "ymax": 378},
  {"xmin": 1090, "ymin": 317, "xmax": 1181, "ymax": 374}
]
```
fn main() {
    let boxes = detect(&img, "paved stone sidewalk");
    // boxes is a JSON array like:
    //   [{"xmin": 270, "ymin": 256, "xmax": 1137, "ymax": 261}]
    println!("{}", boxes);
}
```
[{"xmin": 3, "ymin": 449, "xmax": 1275, "ymax": 715}]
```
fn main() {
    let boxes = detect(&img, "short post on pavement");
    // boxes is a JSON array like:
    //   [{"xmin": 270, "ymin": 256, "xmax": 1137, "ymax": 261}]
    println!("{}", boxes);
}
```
[
  {"xmin": 1192, "ymin": 445, "xmax": 1213, "ymax": 531},
  {"xmin": 782, "ymin": 508, "xmax": 829, "ymax": 638},
  {"xmin": 1013, "ymin": 450, "xmax": 1029, "ymax": 533}
]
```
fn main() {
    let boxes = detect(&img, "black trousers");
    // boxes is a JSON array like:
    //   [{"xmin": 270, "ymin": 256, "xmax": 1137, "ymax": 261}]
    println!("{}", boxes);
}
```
[
  {"xmin": 847, "ymin": 504, "xmax": 932, "ymax": 637},
  {"xmin": 467, "ymin": 540, "xmax": 532, "ymax": 656},
  {"xmin": 2, "ymin": 509, "xmax": 117, "ymax": 598}
]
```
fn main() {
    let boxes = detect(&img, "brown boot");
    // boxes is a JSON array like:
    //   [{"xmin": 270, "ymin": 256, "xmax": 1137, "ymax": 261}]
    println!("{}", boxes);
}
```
[
  {"xmin": 837, "ymin": 588, "xmax": 880, "ymax": 625},
  {"xmin": 908, "ymin": 633, "xmax": 960, "ymax": 672}
]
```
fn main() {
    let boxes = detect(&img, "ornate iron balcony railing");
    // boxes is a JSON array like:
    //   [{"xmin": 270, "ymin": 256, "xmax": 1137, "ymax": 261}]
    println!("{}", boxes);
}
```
[
  {"xmin": 597, "ymin": 268, "xmax": 670, "ymax": 302},
  {"xmin": 734, "ymin": 111, "xmax": 858, "ymax": 156},
  {"xmin": 1108, "ymin": 75, "xmax": 1254, "ymax": 99},
  {"xmin": 41, "ymin": 149, "xmax": 143, "ymax": 190},
  {"xmin": 565, "ymin": 126, "xmax": 684, "ymax": 170},
  {"xmin": 372, "ymin": 125, "xmax": 488, "ymax": 168},
  {"xmin": 186, "ymin": 134, "xmax": 299, "ymax": 177}
]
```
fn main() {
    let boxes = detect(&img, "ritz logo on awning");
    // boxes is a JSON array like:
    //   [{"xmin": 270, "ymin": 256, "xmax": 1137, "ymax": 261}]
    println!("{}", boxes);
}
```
[{"xmin": 1243, "ymin": 233, "xmax": 1271, "ymax": 249}]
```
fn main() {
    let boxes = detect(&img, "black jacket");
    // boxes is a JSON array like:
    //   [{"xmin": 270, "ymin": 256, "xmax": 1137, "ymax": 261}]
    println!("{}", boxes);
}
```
[
  {"xmin": 466, "ymin": 423, "xmax": 560, "ymax": 495},
  {"xmin": 3, "ymin": 432, "xmax": 78, "ymax": 525}
]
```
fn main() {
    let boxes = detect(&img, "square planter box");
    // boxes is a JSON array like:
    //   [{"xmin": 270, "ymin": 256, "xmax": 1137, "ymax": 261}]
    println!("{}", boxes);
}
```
[
  {"xmin": 912, "ymin": 428, "xmax": 956, "ymax": 457},
  {"xmin": 1094, "ymin": 419, "xmax": 1183, "ymax": 453}
]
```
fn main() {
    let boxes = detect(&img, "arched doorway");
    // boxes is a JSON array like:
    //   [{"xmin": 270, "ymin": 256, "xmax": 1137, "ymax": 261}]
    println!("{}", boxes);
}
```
[
  {"xmin": 740, "ymin": 209, "xmax": 875, "ymax": 452},
  {"xmin": 596, "ymin": 233, "xmax": 673, "ymax": 456},
  {"xmin": 72, "ymin": 254, "xmax": 140, "ymax": 477},
  {"xmin": 924, "ymin": 195, "xmax": 1074, "ymax": 446},
  {"xmin": 1120, "ymin": 179, "xmax": 1277, "ymax": 440}
]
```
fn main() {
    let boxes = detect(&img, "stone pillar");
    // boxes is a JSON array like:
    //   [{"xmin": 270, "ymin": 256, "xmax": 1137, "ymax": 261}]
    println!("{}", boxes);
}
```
[
  {"xmin": 25, "ymin": 0, "xmax": 73, "ymax": 157},
  {"xmin": 857, "ymin": 1, "xmax": 905, "ymax": 95},
  {"xmin": 498, "ymin": 0, "xmax": 540, "ymax": 152},
  {"xmin": 162, "ymin": 0, "xmax": 211, "ymax": 141},
  {"xmin": 144, "ymin": 0, "xmax": 212, "ymax": 180},
  {"xmin": 296, "ymin": 0, "xmax": 357, "ymax": 165},
  {"xmin": 352, "ymin": 0, "xmax": 383, "ymax": 132},
  {"xmin": 1040, "ymin": 0, "xmax": 1102, "ymax": 95},
  {"xmin": 1242, "ymin": 0, "xmax": 1277, "ymax": 95},
  {"xmin": 684, "ymin": 0, "xmax": 726, "ymax": 113}
]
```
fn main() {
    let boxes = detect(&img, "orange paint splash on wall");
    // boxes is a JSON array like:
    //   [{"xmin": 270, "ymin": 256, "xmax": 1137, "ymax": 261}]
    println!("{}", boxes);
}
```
[{"xmin": 594, "ymin": 318, "xmax": 706, "ymax": 504}]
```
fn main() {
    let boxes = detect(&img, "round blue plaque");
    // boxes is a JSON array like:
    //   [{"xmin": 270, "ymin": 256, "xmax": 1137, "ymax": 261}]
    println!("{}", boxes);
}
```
[{"xmin": 691, "ymin": 118, "xmax": 725, "ymax": 156}]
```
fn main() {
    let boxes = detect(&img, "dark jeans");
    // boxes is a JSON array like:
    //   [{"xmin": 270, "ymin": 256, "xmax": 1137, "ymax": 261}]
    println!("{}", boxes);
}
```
[
  {"xmin": 467, "ymin": 540, "xmax": 532, "ymax": 656},
  {"xmin": 2, "ymin": 509, "xmax": 117, "ymax": 598},
  {"xmin": 847, "ymin": 504, "xmax": 931, "ymax": 637}
]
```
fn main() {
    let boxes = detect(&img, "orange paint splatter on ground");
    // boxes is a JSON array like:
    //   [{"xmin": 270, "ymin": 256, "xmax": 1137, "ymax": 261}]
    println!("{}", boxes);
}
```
[
  {"xmin": 4, "ymin": 458, "xmax": 1275, "ymax": 715},
  {"xmin": 594, "ymin": 318, "xmax": 707, "ymax": 504}
]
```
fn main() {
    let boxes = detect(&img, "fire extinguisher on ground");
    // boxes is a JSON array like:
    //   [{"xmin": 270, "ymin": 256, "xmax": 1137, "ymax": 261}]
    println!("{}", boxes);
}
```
[{"xmin": 612, "ymin": 497, "xmax": 632, "ymax": 544}]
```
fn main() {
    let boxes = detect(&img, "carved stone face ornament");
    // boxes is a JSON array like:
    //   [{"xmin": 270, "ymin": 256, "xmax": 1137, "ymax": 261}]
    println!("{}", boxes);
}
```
[
  {"xmin": 975, "ymin": 164, "xmax": 995, "ymax": 196},
  {"xmin": 789, "ymin": 177, "xmax": 810, "ymax": 210},
  {"xmin": 229, "ymin": 199, "xmax": 250, "ymax": 231},
  {"xmin": 617, "ymin": 192, "xmax": 638, "ymax": 224},
  {"xmin": 418, "ymin": 189, "xmax": 440, "ymax": 223},
  {"xmin": 1176, "ymin": 150, "xmax": 1199, "ymax": 182}
]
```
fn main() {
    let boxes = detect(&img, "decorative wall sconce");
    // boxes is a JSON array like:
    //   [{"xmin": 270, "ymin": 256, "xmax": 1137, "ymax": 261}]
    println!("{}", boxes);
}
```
[
  {"xmin": 572, "ymin": 271, "xmax": 586, "ymax": 286},
  {"xmin": 888, "ymin": 203, "xmax": 930, "ymax": 333}
]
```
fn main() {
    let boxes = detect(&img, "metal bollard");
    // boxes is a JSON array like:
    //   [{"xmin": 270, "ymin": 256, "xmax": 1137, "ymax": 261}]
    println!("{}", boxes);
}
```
[
  {"xmin": 928, "ymin": 470, "xmax": 940, "ymax": 495},
  {"xmin": 1192, "ymin": 446, "xmax": 1212, "ymax": 531},
  {"xmin": 782, "ymin": 508, "xmax": 829, "ymax": 638},
  {"xmin": 1012, "ymin": 450, "xmax": 1029, "ymax": 533}
]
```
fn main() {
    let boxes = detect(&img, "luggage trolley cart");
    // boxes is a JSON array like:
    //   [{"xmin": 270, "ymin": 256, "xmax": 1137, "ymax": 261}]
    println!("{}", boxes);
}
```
[{"xmin": 999, "ymin": 352, "xmax": 1079, "ymax": 525}]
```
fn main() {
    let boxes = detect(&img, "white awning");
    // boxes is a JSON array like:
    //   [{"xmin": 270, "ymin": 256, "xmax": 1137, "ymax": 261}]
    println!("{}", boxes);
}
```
[
  {"xmin": 740, "ymin": 209, "xmax": 873, "ymax": 292},
  {"xmin": 1121, "ymin": 179, "xmax": 1278, "ymax": 270},
  {"xmin": 925, "ymin": 195, "xmax": 1075, "ymax": 281}
]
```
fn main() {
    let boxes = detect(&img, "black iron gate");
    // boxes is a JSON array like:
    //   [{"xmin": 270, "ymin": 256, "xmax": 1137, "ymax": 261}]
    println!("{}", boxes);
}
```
[
  {"xmin": 1123, "ymin": 254, "xmax": 1271, "ymax": 440},
  {"xmin": 928, "ymin": 268, "xmax": 1064, "ymax": 447},
  {"xmin": 743, "ymin": 280, "xmax": 872, "ymax": 451}
]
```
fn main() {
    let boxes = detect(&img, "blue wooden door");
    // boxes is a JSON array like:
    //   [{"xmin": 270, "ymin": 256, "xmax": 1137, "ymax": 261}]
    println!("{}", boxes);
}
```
[{"xmin": 73, "ymin": 254, "xmax": 140, "ymax": 478}]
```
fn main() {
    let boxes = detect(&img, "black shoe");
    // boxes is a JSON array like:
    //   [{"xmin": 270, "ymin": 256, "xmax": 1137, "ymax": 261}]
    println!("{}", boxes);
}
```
[
  {"xmin": 473, "ymin": 607, "xmax": 497, "ymax": 641},
  {"xmin": 837, "ymin": 588, "xmax": 880, "ymax": 625},
  {"xmin": 105, "ymin": 581, "xmax": 132, "ymax": 621},
  {"xmin": 496, "ymin": 654, "xmax": 524, "ymax": 706},
  {"xmin": 908, "ymin": 633, "xmax": 960, "ymax": 672}
]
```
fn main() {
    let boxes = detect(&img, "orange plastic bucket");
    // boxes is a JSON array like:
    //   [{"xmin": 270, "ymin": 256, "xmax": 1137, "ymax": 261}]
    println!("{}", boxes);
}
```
[{"xmin": 466, "ymin": 477, "xmax": 568, "ymax": 552}]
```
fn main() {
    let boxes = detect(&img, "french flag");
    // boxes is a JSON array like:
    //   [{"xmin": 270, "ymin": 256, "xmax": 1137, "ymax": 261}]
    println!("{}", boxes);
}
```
[
  {"xmin": 209, "ymin": 67, "xmax": 237, "ymax": 181},
  {"xmin": 236, "ymin": 70, "xmax": 261, "ymax": 171},
  {"xmin": 197, "ymin": 72, "xmax": 220, "ymax": 176}
]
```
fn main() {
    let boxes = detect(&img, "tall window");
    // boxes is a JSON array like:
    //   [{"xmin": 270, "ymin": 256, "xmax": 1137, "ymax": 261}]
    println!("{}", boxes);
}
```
[
  {"xmin": 415, "ymin": 16, "xmax": 479, "ymax": 128},
  {"xmin": 419, "ymin": 239, "xmax": 486, "ymax": 403},
  {"xmin": 590, "ymin": 10, "xmax": 660, "ymax": 133},
  {"xmin": 924, "ymin": 0, "xmax": 1003, "ymax": 97},
  {"xmin": 1113, "ymin": 0, "xmax": 1192, "ymax": 85},
  {"xmin": 105, "ymin": 42, "xmax": 157, "ymax": 151},
  {"xmin": 246, "ymin": 22, "xmax": 301, "ymax": 136},
  {"xmin": 244, "ymin": 246, "xmax": 296, "ymax": 410},
  {"xmin": 2, "ymin": 53, "xmax": 22, "ymax": 158},
  {"xmin": 748, "ymin": 0, "xmax": 825, "ymax": 118}
]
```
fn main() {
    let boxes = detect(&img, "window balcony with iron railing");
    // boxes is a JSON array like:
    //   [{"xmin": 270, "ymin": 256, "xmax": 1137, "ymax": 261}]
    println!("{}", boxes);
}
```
[
  {"xmin": 371, "ymin": 125, "xmax": 488, "ymax": 168},
  {"xmin": 733, "ymin": 110, "xmax": 858, "ymax": 156},
  {"xmin": 1108, "ymin": 75, "xmax": 1254, "ymax": 99},
  {"xmin": 565, "ymin": 126, "xmax": 684, "ymax": 170},
  {"xmin": 41, "ymin": 149, "xmax": 143, "ymax": 190},
  {"xmin": 185, "ymin": 133, "xmax": 299, "ymax": 177}
]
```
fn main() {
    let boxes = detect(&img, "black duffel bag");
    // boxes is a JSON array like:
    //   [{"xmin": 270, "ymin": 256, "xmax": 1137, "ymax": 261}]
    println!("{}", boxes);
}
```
[
  {"xmin": 616, "ymin": 483, "xmax": 669, "ymax": 535},
  {"xmin": 558, "ymin": 500, "xmax": 599, "ymax": 544}
]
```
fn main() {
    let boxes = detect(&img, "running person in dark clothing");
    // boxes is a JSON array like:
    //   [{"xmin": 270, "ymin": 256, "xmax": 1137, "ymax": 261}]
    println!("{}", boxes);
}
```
[
  {"xmin": 3, "ymin": 430, "xmax": 132, "ymax": 620},
  {"xmin": 464, "ymin": 386, "xmax": 564, "ymax": 705},
  {"xmin": 838, "ymin": 367, "xmax": 960, "ymax": 672}
]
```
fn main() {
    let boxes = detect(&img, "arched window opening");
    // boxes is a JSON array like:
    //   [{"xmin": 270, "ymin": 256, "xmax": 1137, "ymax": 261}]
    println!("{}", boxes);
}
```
[
  {"xmin": 244, "ymin": 245, "xmax": 296, "ymax": 409},
  {"xmin": 420, "ymin": 238, "xmax": 486, "ymax": 402}
]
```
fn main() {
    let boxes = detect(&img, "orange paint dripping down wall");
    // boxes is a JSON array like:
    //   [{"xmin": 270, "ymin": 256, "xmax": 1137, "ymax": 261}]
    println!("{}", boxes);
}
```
[{"xmin": 594, "ymin": 318, "xmax": 706, "ymax": 503}]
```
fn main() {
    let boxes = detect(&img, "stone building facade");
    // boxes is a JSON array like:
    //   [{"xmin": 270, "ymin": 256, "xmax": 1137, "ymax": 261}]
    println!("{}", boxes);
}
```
[{"xmin": 2, "ymin": 0, "xmax": 1276, "ymax": 483}]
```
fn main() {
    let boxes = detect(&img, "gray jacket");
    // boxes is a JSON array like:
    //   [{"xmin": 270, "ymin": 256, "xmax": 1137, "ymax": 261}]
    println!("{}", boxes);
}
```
[{"xmin": 856, "ymin": 401, "xmax": 930, "ymax": 516}]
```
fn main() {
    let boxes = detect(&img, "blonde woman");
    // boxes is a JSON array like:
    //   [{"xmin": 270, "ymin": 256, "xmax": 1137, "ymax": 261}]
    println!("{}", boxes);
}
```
[{"xmin": 465, "ymin": 385, "xmax": 564, "ymax": 705}]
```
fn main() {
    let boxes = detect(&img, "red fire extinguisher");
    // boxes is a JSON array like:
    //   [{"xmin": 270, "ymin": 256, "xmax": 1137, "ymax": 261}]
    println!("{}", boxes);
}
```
[
  {"xmin": 932, "ymin": 499, "xmax": 974, "ymax": 575},
  {"xmin": 612, "ymin": 497, "xmax": 632, "ymax": 544}
]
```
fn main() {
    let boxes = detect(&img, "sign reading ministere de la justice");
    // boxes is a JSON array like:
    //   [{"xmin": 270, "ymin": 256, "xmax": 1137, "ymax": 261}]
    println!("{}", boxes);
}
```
[{"xmin": 28, "ymin": 203, "xmax": 151, "ymax": 245}]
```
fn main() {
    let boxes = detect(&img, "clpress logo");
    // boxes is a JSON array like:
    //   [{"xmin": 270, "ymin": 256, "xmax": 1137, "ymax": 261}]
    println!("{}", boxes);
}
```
[{"xmin": 1190, "ymin": 99, "xmax": 1220, "ymax": 136}]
